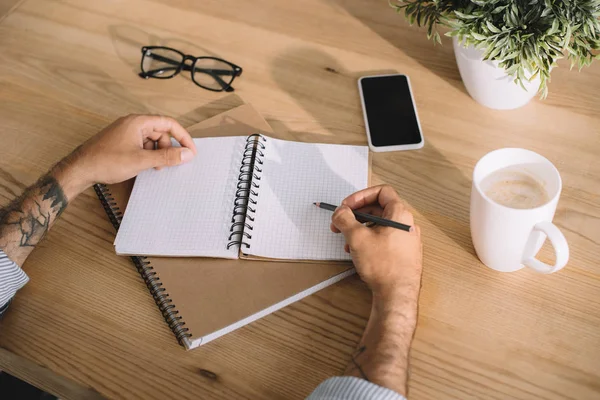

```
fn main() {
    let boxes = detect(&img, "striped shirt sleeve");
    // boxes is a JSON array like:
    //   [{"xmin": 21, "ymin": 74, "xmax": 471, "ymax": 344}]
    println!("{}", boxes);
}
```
[
  {"xmin": 307, "ymin": 377, "xmax": 406, "ymax": 400},
  {"xmin": 0, "ymin": 250, "xmax": 29, "ymax": 314}
]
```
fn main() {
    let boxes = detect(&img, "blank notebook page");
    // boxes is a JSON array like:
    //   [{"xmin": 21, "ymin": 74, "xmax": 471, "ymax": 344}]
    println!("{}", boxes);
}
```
[
  {"xmin": 114, "ymin": 136, "xmax": 246, "ymax": 258},
  {"xmin": 245, "ymin": 138, "xmax": 369, "ymax": 260}
]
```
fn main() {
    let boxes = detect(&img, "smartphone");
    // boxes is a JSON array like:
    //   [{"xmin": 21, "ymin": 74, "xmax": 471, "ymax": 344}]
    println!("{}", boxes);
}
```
[{"xmin": 358, "ymin": 74, "xmax": 424, "ymax": 152}]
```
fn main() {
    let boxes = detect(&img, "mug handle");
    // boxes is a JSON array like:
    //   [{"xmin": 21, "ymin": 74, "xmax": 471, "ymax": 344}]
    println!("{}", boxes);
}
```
[{"xmin": 522, "ymin": 221, "xmax": 569, "ymax": 274}]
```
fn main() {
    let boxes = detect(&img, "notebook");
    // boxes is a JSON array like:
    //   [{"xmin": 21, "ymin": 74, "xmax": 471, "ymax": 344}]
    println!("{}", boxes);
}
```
[
  {"xmin": 114, "ymin": 132, "xmax": 369, "ymax": 261},
  {"xmin": 94, "ymin": 104, "xmax": 367, "ymax": 349}
]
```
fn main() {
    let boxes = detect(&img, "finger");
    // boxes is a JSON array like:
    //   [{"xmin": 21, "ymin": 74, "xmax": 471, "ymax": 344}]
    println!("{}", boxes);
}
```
[
  {"xmin": 344, "ymin": 244, "xmax": 350, "ymax": 253},
  {"xmin": 143, "ymin": 140, "xmax": 155, "ymax": 151},
  {"xmin": 332, "ymin": 206, "xmax": 369, "ymax": 246},
  {"xmin": 333, "ymin": 205, "xmax": 382, "ymax": 228},
  {"xmin": 354, "ymin": 204, "xmax": 384, "ymax": 218},
  {"xmin": 382, "ymin": 201, "xmax": 412, "ymax": 223},
  {"xmin": 142, "ymin": 147, "xmax": 195, "ymax": 169},
  {"xmin": 156, "ymin": 134, "xmax": 173, "ymax": 150},
  {"xmin": 332, "ymin": 206, "xmax": 362, "ymax": 233},
  {"xmin": 330, "ymin": 222, "xmax": 341, "ymax": 234},
  {"xmin": 342, "ymin": 185, "xmax": 401, "ymax": 210},
  {"xmin": 140, "ymin": 116, "xmax": 197, "ymax": 154}
]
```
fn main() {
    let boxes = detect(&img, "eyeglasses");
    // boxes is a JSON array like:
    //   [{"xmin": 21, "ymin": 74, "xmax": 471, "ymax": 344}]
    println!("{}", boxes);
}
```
[{"xmin": 138, "ymin": 46, "xmax": 243, "ymax": 92}]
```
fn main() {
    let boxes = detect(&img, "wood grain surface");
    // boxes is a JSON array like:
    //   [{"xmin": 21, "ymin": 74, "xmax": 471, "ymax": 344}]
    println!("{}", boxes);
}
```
[{"xmin": 0, "ymin": 0, "xmax": 599, "ymax": 399}]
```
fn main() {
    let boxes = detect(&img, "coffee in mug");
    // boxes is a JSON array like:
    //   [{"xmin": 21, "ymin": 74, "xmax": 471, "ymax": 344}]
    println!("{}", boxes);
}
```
[
  {"xmin": 470, "ymin": 149, "xmax": 569, "ymax": 274},
  {"xmin": 480, "ymin": 165, "xmax": 550, "ymax": 210}
]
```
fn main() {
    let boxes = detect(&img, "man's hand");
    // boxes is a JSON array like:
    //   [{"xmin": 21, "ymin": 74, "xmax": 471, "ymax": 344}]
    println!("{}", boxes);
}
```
[
  {"xmin": 331, "ymin": 185, "xmax": 423, "ymax": 396},
  {"xmin": 0, "ymin": 114, "xmax": 196, "ymax": 266},
  {"xmin": 331, "ymin": 185, "xmax": 422, "ymax": 298},
  {"xmin": 53, "ymin": 115, "xmax": 197, "ymax": 200}
]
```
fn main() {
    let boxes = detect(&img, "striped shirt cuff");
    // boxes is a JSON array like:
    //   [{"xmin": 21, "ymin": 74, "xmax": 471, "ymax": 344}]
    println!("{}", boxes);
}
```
[
  {"xmin": 307, "ymin": 377, "xmax": 406, "ymax": 400},
  {"xmin": 0, "ymin": 250, "xmax": 29, "ymax": 309}
]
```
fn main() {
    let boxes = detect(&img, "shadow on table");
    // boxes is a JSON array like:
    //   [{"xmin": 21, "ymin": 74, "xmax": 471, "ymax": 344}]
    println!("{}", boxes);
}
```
[
  {"xmin": 107, "ymin": 24, "xmax": 232, "ymax": 87},
  {"xmin": 270, "ymin": 46, "xmax": 474, "ymax": 256},
  {"xmin": 107, "ymin": 24, "xmax": 247, "ymax": 126},
  {"xmin": 329, "ymin": 0, "xmax": 466, "ymax": 94}
]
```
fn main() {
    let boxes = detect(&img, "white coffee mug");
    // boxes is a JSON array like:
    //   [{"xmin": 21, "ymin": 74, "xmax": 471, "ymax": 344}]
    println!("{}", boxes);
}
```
[{"xmin": 470, "ymin": 148, "xmax": 569, "ymax": 273}]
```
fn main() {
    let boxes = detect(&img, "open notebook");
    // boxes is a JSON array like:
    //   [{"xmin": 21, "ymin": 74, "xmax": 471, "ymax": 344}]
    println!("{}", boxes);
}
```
[
  {"xmin": 114, "ymin": 134, "xmax": 369, "ymax": 261},
  {"xmin": 95, "ymin": 104, "xmax": 363, "ymax": 349}
]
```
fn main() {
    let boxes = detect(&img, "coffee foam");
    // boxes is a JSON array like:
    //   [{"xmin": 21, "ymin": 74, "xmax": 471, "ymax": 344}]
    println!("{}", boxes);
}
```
[{"xmin": 481, "ymin": 165, "xmax": 549, "ymax": 209}]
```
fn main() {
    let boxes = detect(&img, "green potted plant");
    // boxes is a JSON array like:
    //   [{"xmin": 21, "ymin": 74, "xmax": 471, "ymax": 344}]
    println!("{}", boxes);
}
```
[{"xmin": 391, "ymin": 0, "xmax": 600, "ymax": 109}]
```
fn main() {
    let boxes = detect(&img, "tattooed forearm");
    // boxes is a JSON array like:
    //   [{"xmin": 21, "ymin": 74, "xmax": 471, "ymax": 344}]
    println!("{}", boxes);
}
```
[
  {"xmin": 0, "ymin": 174, "xmax": 68, "ymax": 265},
  {"xmin": 348, "ymin": 345, "xmax": 369, "ymax": 381},
  {"xmin": 343, "ymin": 291, "xmax": 419, "ymax": 396}
]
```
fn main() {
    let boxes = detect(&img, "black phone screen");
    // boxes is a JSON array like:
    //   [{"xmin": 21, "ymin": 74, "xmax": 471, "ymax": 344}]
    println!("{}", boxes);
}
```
[{"xmin": 360, "ymin": 75, "xmax": 422, "ymax": 147}]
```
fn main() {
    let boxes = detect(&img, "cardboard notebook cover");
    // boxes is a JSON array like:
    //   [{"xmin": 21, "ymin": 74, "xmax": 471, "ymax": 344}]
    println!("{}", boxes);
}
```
[{"xmin": 94, "ymin": 104, "xmax": 356, "ymax": 349}]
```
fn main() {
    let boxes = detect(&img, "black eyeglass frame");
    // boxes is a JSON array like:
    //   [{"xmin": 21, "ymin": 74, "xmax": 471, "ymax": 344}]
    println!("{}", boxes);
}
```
[{"xmin": 139, "ymin": 46, "xmax": 243, "ymax": 92}]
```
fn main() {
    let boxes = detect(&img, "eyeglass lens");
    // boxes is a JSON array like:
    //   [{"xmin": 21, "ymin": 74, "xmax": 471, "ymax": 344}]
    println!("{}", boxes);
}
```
[
  {"xmin": 142, "ymin": 48, "xmax": 183, "ymax": 78},
  {"xmin": 192, "ymin": 58, "xmax": 236, "ymax": 90}
]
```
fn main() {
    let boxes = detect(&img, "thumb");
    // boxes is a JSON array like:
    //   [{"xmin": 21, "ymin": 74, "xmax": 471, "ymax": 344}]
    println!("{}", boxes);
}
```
[
  {"xmin": 144, "ymin": 147, "xmax": 195, "ymax": 169},
  {"xmin": 332, "ymin": 205, "xmax": 364, "ymax": 237}
]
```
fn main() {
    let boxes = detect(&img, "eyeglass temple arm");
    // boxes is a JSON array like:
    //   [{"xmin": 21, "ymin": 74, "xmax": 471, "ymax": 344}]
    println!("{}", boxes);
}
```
[
  {"xmin": 147, "ymin": 53, "xmax": 182, "ymax": 67},
  {"xmin": 181, "ymin": 65, "xmax": 238, "ymax": 76}
]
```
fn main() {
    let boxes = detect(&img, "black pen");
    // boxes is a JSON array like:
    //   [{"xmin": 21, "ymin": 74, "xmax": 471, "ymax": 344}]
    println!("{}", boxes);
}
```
[{"xmin": 313, "ymin": 202, "xmax": 412, "ymax": 232}]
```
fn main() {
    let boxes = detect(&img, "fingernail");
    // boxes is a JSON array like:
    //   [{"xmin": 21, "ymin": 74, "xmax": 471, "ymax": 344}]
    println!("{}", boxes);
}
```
[{"xmin": 181, "ymin": 148, "xmax": 194, "ymax": 163}]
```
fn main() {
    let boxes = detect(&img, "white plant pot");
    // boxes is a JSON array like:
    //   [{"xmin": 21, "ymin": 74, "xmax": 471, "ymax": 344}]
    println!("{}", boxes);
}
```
[{"xmin": 452, "ymin": 37, "xmax": 540, "ymax": 110}]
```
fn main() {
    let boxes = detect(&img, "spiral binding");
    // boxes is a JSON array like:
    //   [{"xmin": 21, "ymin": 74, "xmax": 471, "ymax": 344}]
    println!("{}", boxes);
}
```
[
  {"xmin": 227, "ymin": 134, "xmax": 267, "ymax": 250},
  {"xmin": 93, "ymin": 183, "xmax": 192, "ymax": 346}
]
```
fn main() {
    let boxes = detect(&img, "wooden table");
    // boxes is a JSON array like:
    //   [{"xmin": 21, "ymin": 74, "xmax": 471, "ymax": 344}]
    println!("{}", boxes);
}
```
[{"xmin": 1, "ymin": 0, "xmax": 599, "ymax": 399}]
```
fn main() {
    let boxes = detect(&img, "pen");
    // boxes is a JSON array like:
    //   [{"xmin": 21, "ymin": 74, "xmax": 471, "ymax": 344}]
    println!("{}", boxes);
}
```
[{"xmin": 313, "ymin": 202, "xmax": 412, "ymax": 232}]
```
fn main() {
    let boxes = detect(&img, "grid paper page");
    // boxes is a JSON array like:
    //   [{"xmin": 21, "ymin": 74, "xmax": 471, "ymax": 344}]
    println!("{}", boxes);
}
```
[
  {"xmin": 114, "ymin": 136, "xmax": 247, "ymax": 258},
  {"xmin": 245, "ymin": 137, "xmax": 369, "ymax": 260}
]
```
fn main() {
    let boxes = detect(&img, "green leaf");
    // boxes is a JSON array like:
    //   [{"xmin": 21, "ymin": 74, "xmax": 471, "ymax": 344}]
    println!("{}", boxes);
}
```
[
  {"xmin": 529, "ymin": 69, "xmax": 540, "ymax": 81},
  {"xmin": 454, "ymin": 11, "xmax": 479, "ymax": 20},
  {"xmin": 470, "ymin": 32, "xmax": 487, "ymax": 40},
  {"xmin": 487, "ymin": 44, "xmax": 504, "ymax": 59},
  {"xmin": 563, "ymin": 24, "xmax": 572, "ymax": 48},
  {"xmin": 541, "ymin": 7, "xmax": 552, "ymax": 17},
  {"xmin": 486, "ymin": 20, "xmax": 501, "ymax": 33},
  {"xmin": 505, "ymin": 64, "xmax": 520, "ymax": 76},
  {"xmin": 565, "ymin": 45, "xmax": 578, "ymax": 56},
  {"xmin": 508, "ymin": 10, "xmax": 519, "ymax": 27},
  {"xmin": 496, "ymin": 35, "xmax": 509, "ymax": 49},
  {"xmin": 587, "ymin": 20, "xmax": 597, "ymax": 38},
  {"xmin": 547, "ymin": 19, "xmax": 560, "ymax": 35}
]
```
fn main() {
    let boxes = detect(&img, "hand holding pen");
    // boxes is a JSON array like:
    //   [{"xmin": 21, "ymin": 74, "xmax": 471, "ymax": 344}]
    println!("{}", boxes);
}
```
[
  {"xmin": 314, "ymin": 202, "xmax": 412, "ymax": 232},
  {"xmin": 314, "ymin": 185, "xmax": 422, "ymax": 290}
]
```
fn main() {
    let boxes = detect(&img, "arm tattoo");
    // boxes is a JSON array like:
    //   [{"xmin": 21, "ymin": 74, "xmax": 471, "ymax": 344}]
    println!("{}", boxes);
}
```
[
  {"xmin": 0, "ymin": 174, "xmax": 68, "ymax": 265},
  {"xmin": 350, "ymin": 345, "xmax": 369, "ymax": 381}
]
